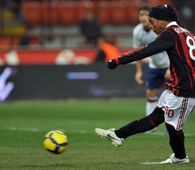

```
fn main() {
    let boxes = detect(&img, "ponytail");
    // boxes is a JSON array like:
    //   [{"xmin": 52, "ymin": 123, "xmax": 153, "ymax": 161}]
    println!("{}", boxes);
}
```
[{"xmin": 166, "ymin": 4, "xmax": 186, "ymax": 28}]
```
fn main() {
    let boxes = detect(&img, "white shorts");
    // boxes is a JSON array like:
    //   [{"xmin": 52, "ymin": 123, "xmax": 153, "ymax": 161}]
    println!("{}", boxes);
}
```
[{"xmin": 157, "ymin": 90, "xmax": 195, "ymax": 130}]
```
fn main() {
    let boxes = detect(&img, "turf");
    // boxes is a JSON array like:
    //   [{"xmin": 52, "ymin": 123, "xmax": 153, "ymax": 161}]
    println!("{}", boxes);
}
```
[{"xmin": 0, "ymin": 98, "xmax": 195, "ymax": 170}]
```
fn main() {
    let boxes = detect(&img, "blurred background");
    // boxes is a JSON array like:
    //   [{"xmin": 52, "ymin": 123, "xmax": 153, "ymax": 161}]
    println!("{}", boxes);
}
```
[{"xmin": 0, "ymin": 0, "xmax": 194, "ymax": 101}]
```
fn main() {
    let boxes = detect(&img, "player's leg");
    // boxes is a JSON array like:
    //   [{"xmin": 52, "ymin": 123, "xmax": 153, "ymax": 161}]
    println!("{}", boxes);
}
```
[
  {"xmin": 146, "ymin": 68, "xmax": 167, "ymax": 115},
  {"xmin": 95, "ymin": 105, "xmax": 165, "ymax": 146},
  {"xmin": 158, "ymin": 90, "xmax": 195, "ymax": 163},
  {"xmin": 146, "ymin": 68, "xmax": 168, "ymax": 133},
  {"xmin": 114, "ymin": 106, "xmax": 164, "ymax": 138},
  {"xmin": 146, "ymin": 68, "xmax": 161, "ymax": 133},
  {"xmin": 95, "ymin": 89, "xmax": 171, "ymax": 146},
  {"xmin": 166, "ymin": 124, "xmax": 186, "ymax": 159},
  {"xmin": 146, "ymin": 89, "xmax": 158, "ymax": 116},
  {"xmin": 146, "ymin": 88, "xmax": 158, "ymax": 133}
]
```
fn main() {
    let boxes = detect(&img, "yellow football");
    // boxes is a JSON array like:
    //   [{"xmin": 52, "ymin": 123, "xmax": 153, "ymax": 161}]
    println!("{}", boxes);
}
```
[{"xmin": 43, "ymin": 130, "xmax": 68, "ymax": 154}]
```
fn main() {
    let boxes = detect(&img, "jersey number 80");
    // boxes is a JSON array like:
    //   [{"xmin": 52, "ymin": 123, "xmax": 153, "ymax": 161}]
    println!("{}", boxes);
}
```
[{"xmin": 186, "ymin": 36, "xmax": 195, "ymax": 60}]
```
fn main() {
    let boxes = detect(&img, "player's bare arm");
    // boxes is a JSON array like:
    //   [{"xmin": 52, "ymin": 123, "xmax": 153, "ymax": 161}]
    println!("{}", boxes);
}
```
[{"xmin": 135, "ymin": 60, "xmax": 143, "ymax": 84}]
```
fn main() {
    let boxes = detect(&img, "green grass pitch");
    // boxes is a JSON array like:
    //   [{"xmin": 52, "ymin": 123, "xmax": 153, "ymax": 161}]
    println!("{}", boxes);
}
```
[{"xmin": 0, "ymin": 98, "xmax": 195, "ymax": 170}]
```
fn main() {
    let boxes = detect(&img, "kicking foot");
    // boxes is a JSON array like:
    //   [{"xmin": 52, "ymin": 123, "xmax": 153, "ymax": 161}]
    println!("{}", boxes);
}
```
[{"xmin": 95, "ymin": 128, "xmax": 123, "ymax": 147}]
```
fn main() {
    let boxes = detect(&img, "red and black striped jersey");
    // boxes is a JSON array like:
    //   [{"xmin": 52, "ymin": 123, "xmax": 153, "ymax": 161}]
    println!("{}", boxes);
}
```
[{"xmin": 118, "ymin": 22, "xmax": 195, "ymax": 97}]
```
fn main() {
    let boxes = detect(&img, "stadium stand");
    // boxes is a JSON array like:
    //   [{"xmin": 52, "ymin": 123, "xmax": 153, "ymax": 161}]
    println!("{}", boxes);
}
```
[
  {"xmin": 0, "ymin": 0, "xmax": 175, "ymax": 49},
  {"xmin": 22, "ymin": 1, "xmax": 42, "ymax": 26},
  {"xmin": 110, "ymin": 1, "xmax": 128, "ymax": 25},
  {"xmin": 76, "ymin": 1, "xmax": 95, "ymax": 21},
  {"xmin": 58, "ymin": 1, "xmax": 78, "ymax": 26},
  {"xmin": 94, "ymin": 1, "xmax": 111, "ymax": 25},
  {"xmin": 40, "ymin": 1, "xmax": 59, "ymax": 26}
]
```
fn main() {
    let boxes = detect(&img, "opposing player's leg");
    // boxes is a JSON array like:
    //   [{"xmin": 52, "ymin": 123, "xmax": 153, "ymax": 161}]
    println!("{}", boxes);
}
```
[
  {"xmin": 146, "ymin": 68, "xmax": 167, "ymax": 115},
  {"xmin": 145, "ymin": 89, "xmax": 158, "ymax": 133},
  {"xmin": 146, "ymin": 68, "xmax": 167, "ymax": 132},
  {"xmin": 146, "ymin": 89, "xmax": 158, "ymax": 116}
]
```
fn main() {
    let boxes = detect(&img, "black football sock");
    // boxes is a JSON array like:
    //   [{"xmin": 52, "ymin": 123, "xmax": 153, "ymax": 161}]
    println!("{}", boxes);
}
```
[
  {"xmin": 115, "ymin": 107, "xmax": 164, "ymax": 139},
  {"xmin": 166, "ymin": 124, "xmax": 186, "ymax": 159},
  {"xmin": 114, "ymin": 117, "xmax": 153, "ymax": 138}
]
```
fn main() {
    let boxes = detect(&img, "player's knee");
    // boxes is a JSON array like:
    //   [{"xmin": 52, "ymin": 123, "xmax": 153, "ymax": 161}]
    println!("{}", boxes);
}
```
[{"xmin": 148, "ymin": 107, "xmax": 164, "ymax": 126}]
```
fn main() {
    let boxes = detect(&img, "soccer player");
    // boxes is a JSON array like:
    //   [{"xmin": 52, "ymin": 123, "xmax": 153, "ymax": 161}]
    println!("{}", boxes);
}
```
[
  {"xmin": 133, "ymin": 4, "xmax": 170, "ymax": 129},
  {"xmin": 95, "ymin": 4, "xmax": 195, "ymax": 164}
]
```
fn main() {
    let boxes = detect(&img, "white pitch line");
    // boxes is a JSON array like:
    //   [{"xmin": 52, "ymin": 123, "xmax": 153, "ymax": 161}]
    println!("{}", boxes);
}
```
[
  {"xmin": 2, "ymin": 127, "xmax": 195, "ymax": 136},
  {"xmin": 5, "ymin": 126, "xmax": 39, "ymax": 132},
  {"xmin": 3, "ymin": 126, "xmax": 90, "ymax": 134},
  {"xmin": 140, "ymin": 161, "xmax": 162, "ymax": 165}
]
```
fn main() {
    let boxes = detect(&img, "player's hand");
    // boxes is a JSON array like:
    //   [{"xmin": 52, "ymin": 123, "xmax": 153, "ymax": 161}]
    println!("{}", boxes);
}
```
[
  {"xmin": 135, "ymin": 72, "xmax": 143, "ymax": 84},
  {"xmin": 107, "ymin": 59, "xmax": 118, "ymax": 69}
]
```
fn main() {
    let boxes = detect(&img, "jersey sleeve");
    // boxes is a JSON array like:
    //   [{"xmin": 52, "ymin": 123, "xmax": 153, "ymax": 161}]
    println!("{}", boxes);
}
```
[{"xmin": 118, "ymin": 30, "xmax": 175, "ymax": 64}]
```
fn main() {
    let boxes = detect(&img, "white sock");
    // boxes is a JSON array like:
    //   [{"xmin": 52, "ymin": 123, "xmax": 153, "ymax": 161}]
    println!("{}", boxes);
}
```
[{"xmin": 146, "ymin": 96, "xmax": 158, "ymax": 116}]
